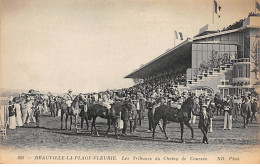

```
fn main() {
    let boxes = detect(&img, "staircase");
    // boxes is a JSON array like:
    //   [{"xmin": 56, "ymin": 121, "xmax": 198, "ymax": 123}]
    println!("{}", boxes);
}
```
[{"xmin": 182, "ymin": 63, "xmax": 234, "ymax": 93}]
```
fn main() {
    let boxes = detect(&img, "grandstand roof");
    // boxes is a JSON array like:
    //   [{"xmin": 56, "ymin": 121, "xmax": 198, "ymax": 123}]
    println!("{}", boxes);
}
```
[{"xmin": 125, "ymin": 40, "xmax": 192, "ymax": 79}]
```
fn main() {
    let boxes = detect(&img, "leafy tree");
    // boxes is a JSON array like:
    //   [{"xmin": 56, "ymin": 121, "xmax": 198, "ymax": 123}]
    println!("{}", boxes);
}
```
[{"xmin": 251, "ymin": 39, "xmax": 259, "ymax": 80}]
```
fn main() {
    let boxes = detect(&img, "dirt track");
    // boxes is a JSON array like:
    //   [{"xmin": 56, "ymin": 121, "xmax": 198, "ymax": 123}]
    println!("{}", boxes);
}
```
[{"xmin": 1, "ymin": 111, "xmax": 259, "ymax": 155}]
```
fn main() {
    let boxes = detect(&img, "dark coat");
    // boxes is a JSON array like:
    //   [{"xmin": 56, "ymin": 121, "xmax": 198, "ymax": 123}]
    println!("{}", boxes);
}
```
[
  {"xmin": 251, "ymin": 101, "xmax": 258, "ymax": 113},
  {"xmin": 223, "ymin": 100, "xmax": 233, "ymax": 115},
  {"xmin": 241, "ymin": 101, "xmax": 251, "ymax": 118},
  {"xmin": 8, "ymin": 105, "xmax": 16, "ymax": 117},
  {"xmin": 139, "ymin": 99, "xmax": 146, "ymax": 112},
  {"xmin": 198, "ymin": 112, "xmax": 211, "ymax": 129},
  {"xmin": 146, "ymin": 101, "xmax": 154, "ymax": 119}
]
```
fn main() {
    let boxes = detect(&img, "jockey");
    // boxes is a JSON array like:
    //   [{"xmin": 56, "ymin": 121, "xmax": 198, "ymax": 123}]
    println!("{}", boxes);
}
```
[
  {"xmin": 102, "ymin": 92, "xmax": 113, "ymax": 110},
  {"xmin": 64, "ymin": 89, "xmax": 73, "ymax": 107}
]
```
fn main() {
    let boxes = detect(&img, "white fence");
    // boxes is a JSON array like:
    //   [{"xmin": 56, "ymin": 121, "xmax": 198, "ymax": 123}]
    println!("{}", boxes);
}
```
[{"xmin": 0, "ymin": 105, "xmax": 8, "ymax": 127}]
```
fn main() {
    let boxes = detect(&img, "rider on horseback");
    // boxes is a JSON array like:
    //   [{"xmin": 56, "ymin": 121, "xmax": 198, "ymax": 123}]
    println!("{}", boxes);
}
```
[
  {"xmin": 64, "ymin": 89, "xmax": 73, "ymax": 109},
  {"xmin": 100, "ymin": 92, "xmax": 115, "ymax": 117},
  {"xmin": 102, "ymin": 92, "xmax": 113, "ymax": 109}
]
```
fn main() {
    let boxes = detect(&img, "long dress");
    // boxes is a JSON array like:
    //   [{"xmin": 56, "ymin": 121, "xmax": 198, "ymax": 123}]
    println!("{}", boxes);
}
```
[
  {"xmin": 14, "ymin": 103, "xmax": 23, "ymax": 126},
  {"xmin": 8, "ymin": 105, "xmax": 17, "ymax": 129},
  {"xmin": 27, "ymin": 101, "xmax": 36, "ymax": 123}
]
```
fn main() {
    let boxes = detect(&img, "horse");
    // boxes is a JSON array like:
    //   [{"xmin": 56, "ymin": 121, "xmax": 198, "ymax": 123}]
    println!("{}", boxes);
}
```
[
  {"xmin": 152, "ymin": 96, "xmax": 194, "ymax": 142},
  {"xmin": 79, "ymin": 100, "xmax": 91, "ymax": 130},
  {"xmin": 87, "ymin": 100, "xmax": 132, "ymax": 137},
  {"xmin": 60, "ymin": 94, "xmax": 87, "ymax": 131}
]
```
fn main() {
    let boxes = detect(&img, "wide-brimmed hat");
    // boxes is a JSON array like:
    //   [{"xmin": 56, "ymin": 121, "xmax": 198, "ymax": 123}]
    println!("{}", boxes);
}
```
[{"xmin": 13, "ymin": 97, "xmax": 20, "ymax": 103}]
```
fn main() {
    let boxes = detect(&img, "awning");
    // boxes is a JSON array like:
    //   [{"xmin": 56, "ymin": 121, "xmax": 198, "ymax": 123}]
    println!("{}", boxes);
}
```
[{"xmin": 125, "ymin": 40, "xmax": 192, "ymax": 79}]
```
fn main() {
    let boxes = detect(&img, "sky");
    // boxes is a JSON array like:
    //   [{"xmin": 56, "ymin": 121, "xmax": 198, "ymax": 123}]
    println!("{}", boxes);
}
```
[{"xmin": 0, "ymin": 0, "xmax": 256, "ymax": 94}]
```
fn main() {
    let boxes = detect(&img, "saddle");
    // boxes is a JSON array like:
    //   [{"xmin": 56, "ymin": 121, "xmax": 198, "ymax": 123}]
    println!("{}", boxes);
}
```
[
  {"xmin": 170, "ymin": 102, "xmax": 181, "ymax": 109},
  {"xmin": 66, "ymin": 100, "xmax": 72, "ymax": 107}
]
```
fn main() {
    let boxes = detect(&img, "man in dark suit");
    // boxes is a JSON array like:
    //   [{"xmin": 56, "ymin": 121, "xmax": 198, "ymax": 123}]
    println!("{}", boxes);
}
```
[
  {"xmin": 214, "ymin": 93, "xmax": 222, "ymax": 116},
  {"xmin": 138, "ymin": 94, "xmax": 146, "ymax": 127},
  {"xmin": 206, "ymin": 96, "xmax": 215, "ymax": 132},
  {"xmin": 146, "ymin": 97, "xmax": 153, "ymax": 132},
  {"xmin": 241, "ymin": 96, "xmax": 251, "ymax": 129},
  {"xmin": 251, "ymin": 98, "xmax": 258, "ymax": 123}
]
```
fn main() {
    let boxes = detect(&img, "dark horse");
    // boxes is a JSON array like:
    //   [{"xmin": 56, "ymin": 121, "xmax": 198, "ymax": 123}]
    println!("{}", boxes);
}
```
[
  {"xmin": 87, "ymin": 100, "xmax": 132, "ymax": 136},
  {"xmin": 152, "ymin": 96, "xmax": 194, "ymax": 142},
  {"xmin": 60, "ymin": 94, "xmax": 87, "ymax": 131},
  {"xmin": 79, "ymin": 100, "xmax": 91, "ymax": 130}
]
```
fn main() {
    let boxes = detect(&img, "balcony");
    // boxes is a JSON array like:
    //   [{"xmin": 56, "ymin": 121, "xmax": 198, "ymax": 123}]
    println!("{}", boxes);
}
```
[
  {"xmin": 231, "ymin": 58, "xmax": 250, "ymax": 64},
  {"xmin": 233, "ymin": 77, "xmax": 250, "ymax": 83}
]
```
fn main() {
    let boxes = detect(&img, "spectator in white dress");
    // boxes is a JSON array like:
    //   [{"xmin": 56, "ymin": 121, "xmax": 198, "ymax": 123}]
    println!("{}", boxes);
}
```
[{"xmin": 14, "ymin": 99, "xmax": 23, "ymax": 127}]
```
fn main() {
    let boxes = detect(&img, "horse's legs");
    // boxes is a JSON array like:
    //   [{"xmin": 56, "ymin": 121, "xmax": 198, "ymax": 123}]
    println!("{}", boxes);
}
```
[
  {"xmin": 106, "ymin": 119, "xmax": 111, "ymax": 135},
  {"xmin": 81, "ymin": 115, "xmax": 84, "ymax": 129},
  {"xmin": 138, "ymin": 111, "xmax": 142, "ymax": 126},
  {"xmin": 180, "ymin": 122, "xmax": 184, "ymax": 143},
  {"xmin": 84, "ymin": 113, "xmax": 89, "ymax": 130},
  {"xmin": 93, "ymin": 117, "xmax": 99, "ymax": 136},
  {"xmin": 91, "ymin": 117, "xmax": 94, "ymax": 136},
  {"xmin": 75, "ymin": 115, "xmax": 78, "ymax": 132},
  {"xmin": 70, "ymin": 115, "xmax": 72, "ymax": 130},
  {"xmin": 130, "ymin": 121, "xmax": 133, "ymax": 133},
  {"xmin": 158, "ymin": 120, "xmax": 164, "ymax": 132},
  {"xmin": 122, "ymin": 120, "xmax": 128, "ymax": 135},
  {"xmin": 184, "ymin": 121, "xmax": 194, "ymax": 139},
  {"xmin": 114, "ymin": 119, "xmax": 118, "ymax": 137},
  {"xmin": 61, "ymin": 113, "xmax": 63, "ymax": 129},
  {"xmin": 152, "ymin": 118, "xmax": 159, "ymax": 139},
  {"xmin": 162, "ymin": 119, "xmax": 170, "ymax": 140},
  {"xmin": 133, "ymin": 117, "xmax": 137, "ymax": 132},
  {"xmin": 85, "ymin": 116, "xmax": 89, "ymax": 130},
  {"xmin": 65, "ymin": 114, "xmax": 68, "ymax": 129}
]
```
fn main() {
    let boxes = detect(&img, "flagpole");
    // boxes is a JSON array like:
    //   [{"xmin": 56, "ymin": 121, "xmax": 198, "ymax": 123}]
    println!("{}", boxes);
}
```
[
  {"xmin": 174, "ymin": 32, "xmax": 176, "ymax": 47},
  {"xmin": 213, "ymin": 0, "xmax": 214, "ymax": 24},
  {"xmin": 255, "ymin": 0, "xmax": 257, "ymax": 13}
]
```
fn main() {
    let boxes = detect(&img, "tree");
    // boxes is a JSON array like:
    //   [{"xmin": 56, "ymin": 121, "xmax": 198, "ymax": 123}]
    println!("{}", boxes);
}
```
[
  {"xmin": 198, "ymin": 50, "xmax": 225, "ymax": 74},
  {"xmin": 251, "ymin": 39, "xmax": 259, "ymax": 80}
]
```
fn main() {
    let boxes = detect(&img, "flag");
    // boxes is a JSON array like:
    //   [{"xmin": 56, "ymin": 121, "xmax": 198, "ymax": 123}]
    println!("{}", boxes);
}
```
[
  {"xmin": 218, "ymin": 5, "xmax": 221, "ymax": 12},
  {"xmin": 214, "ymin": 0, "xmax": 221, "ymax": 18},
  {"xmin": 179, "ymin": 32, "xmax": 183, "ymax": 40},
  {"xmin": 174, "ymin": 31, "xmax": 178, "ymax": 39},
  {"xmin": 256, "ymin": 1, "xmax": 260, "ymax": 11},
  {"xmin": 174, "ymin": 30, "xmax": 184, "ymax": 40},
  {"xmin": 214, "ymin": 0, "xmax": 218, "ymax": 13}
]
